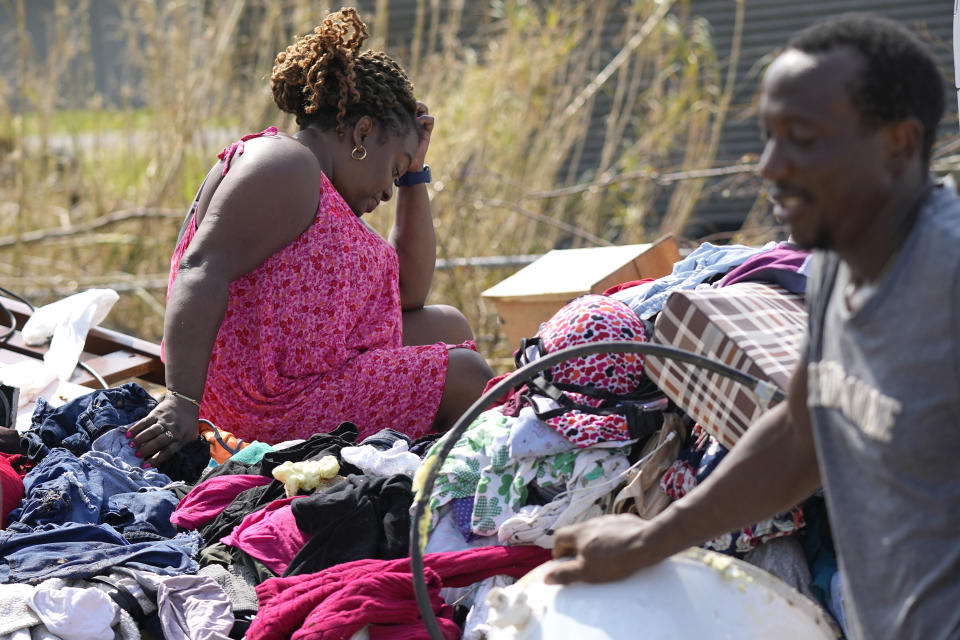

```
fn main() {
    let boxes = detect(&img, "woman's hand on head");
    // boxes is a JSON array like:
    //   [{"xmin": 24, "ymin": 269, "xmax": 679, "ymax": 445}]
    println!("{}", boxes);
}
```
[
  {"xmin": 411, "ymin": 101, "xmax": 434, "ymax": 172},
  {"xmin": 125, "ymin": 395, "xmax": 199, "ymax": 469}
]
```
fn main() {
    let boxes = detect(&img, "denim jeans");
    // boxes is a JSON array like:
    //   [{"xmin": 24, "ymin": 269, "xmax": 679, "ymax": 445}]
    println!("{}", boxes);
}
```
[
  {"xmin": 22, "ymin": 382, "xmax": 156, "ymax": 462},
  {"xmin": 0, "ymin": 522, "xmax": 200, "ymax": 584},
  {"xmin": 104, "ymin": 489, "xmax": 179, "ymax": 541},
  {"xmin": 8, "ymin": 448, "xmax": 173, "ymax": 534},
  {"xmin": 92, "ymin": 425, "xmax": 145, "ymax": 468}
]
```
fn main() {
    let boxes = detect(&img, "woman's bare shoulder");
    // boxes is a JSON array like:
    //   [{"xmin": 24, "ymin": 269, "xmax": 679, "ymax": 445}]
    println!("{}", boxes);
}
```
[{"xmin": 236, "ymin": 132, "xmax": 321, "ymax": 179}]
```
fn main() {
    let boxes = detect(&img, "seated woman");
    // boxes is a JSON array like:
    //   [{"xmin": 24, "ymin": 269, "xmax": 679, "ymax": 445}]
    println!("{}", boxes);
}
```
[{"xmin": 128, "ymin": 8, "xmax": 493, "ymax": 468}]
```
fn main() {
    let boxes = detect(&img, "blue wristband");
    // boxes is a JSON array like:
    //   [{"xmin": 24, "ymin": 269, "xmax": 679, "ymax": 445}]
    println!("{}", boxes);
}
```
[{"xmin": 395, "ymin": 164, "xmax": 431, "ymax": 187}]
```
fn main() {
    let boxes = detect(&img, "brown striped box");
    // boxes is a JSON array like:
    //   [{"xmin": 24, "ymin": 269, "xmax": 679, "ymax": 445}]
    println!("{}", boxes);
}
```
[{"xmin": 645, "ymin": 282, "xmax": 807, "ymax": 448}]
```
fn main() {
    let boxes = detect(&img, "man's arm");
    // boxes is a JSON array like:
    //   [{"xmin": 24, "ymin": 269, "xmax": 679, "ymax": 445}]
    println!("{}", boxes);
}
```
[{"xmin": 546, "ymin": 360, "xmax": 821, "ymax": 584}]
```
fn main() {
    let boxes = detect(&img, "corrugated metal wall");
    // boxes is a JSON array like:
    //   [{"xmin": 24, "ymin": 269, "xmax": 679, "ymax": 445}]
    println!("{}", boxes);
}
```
[
  {"xmin": 359, "ymin": 0, "xmax": 957, "ymax": 238},
  {"xmin": 681, "ymin": 0, "xmax": 957, "ymax": 236}
]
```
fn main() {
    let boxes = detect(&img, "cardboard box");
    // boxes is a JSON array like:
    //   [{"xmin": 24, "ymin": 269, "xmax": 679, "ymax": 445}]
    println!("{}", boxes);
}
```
[
  {"xmin": 644, "ymin": 282, "xmax": 807, "ymax": 449},
  {"xmin": 482, "ymin": 235, "xmax": 679, "ymax": 347}
]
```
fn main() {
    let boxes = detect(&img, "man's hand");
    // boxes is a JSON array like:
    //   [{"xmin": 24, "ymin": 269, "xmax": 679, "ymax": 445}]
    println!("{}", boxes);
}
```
[
  {"xmin": 125, "ymin": 395, "xmax": 198, "ymax": 468},
  {"xmin": 545, "ymin": 514, "xmax": 666, "ymax": 585}
]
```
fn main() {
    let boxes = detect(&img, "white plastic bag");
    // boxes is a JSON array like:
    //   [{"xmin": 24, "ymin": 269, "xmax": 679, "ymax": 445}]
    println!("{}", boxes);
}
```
[{"xmin": 21, "ymin": 289, "xmax": 119, "ymax": 380}]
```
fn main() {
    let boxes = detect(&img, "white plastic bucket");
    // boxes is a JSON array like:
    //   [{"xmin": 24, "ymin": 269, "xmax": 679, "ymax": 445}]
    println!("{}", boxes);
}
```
[{"xmin": 483, "ymin": 548, "xmax": 840, "ymax": 640}]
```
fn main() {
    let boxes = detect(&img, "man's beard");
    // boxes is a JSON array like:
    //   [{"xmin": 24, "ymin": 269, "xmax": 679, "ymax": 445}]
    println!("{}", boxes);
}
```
[{"xmin": 793, "ymin": 222, "xmax": 832, "ymax": 252}]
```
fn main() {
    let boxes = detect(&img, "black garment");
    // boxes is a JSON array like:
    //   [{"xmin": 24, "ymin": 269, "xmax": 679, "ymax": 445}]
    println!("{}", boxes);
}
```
[
  {"xmin": 283, "ymin": 474, "xmax": 413, "ymax": 577},
  {"xmin": 409, "ymin": 431, "xmax": 443, "ymax": 458},
  {"xmin": 163, "ymin": 482, "xmax": 194, "ymax": 503},
  {"xmin": 194, "ymin": 422, "xmax": 362, "ymax": 551},
  {"xmin": 0, "ymin": 426, "xmax": 21, "ymax": 454},
  {"xmin": 198, "ymin": 541, "xmax": 277, "ymax": 584},
  {"xmin": 358, "ymin": 428, "xmax": 411, "ymax": 451},
  {"xmin": 157, "ymin": 436, "xmax": 210, "ymax": 484},
  {"xmin": 201, "ymin": 422, "xmax": 361, "ymax": 482},
  {"xmin": 195, "ymin": 481, "xmax": 287, "ymax": 547}
]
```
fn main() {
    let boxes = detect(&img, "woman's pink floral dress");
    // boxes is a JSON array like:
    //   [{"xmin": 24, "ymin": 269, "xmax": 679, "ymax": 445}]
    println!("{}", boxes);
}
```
[{"xmin": 166, "ymin": 128, "xmax": 469, "ymax": 443}]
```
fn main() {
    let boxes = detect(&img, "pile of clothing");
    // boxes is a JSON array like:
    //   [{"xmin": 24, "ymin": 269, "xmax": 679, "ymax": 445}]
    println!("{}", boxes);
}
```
[
  {"xmin": 418, "ymin": 240, "xmax": 846, "ymax": 637},
  {"xmin": 0, "ymin": 240, "xmax": 847, "ymax": 639},
  {"xmin": 0, "ymin": 384, "xmax": 550, "ymax": 639}
]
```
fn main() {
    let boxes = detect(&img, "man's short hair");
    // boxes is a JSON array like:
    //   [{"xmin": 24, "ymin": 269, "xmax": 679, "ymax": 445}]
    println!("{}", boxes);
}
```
[{"xmin": 788, "ymin": 13, "xmax": 945, "ymax": 168}]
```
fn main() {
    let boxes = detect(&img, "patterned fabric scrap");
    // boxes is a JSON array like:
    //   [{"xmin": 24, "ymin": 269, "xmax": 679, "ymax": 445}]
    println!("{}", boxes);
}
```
[
  {"xmin": 424, "ymin": 409, "xmax": 630, "ymax": 539},
  {"xmin": 661, "ymin": 425, "xmax": 805, "ymax": 555}
]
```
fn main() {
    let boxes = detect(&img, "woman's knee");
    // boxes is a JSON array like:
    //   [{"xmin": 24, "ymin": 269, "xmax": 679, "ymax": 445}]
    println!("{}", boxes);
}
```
[
  {"xmin": 434, "ymin": 304, "xmax": 473, "ymax": 340},
  {"xmin": 402, "ymin": 304, "xmax": 474, "ymax": 346},
  {"xmin": 434, "ymin": 348, "xmax": 494, "ymax": 430},
  {"xmin": 448, "ymin": 347, "xmax": 494, "ymax": 386}
]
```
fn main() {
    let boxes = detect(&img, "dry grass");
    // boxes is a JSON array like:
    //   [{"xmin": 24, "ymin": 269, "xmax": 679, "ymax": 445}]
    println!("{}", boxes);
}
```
[{"xmin": 0, "ymin": 0, "xmax": 739, "ymax": 363}]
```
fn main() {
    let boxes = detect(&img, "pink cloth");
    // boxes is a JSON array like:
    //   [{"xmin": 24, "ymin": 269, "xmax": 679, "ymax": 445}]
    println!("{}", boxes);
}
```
[
  {"xmin": 248, "ymin": 545, "xmax": 552, "ymax": 640},
  {"xmin": 170, "ymin": 474, "xmax": 274, "ymax": 530},
  {"xmin": 166, "ymin": 128, "xmax": 467, "ymax": 444},
  {"xmin": 220, "ymin": 497, "xmax": 307, "ymax": 575}
]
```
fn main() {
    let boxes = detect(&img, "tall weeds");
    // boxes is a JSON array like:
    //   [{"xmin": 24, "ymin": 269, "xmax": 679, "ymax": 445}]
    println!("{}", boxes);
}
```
[{"xmin": 0, "ymin": 0, "xmax": 730, "ymax": 364}]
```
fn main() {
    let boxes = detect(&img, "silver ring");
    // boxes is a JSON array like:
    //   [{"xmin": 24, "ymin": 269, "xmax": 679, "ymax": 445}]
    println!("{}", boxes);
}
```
[{"xmin": 162, "ymin": 429, "xmax": 176, "ymax": 442}]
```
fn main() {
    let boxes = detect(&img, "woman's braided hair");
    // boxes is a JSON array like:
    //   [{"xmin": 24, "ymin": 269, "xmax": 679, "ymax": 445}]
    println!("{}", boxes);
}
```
[{"xmin": 271, "ymin": 7, "xmax": 418, "ymax": 141}]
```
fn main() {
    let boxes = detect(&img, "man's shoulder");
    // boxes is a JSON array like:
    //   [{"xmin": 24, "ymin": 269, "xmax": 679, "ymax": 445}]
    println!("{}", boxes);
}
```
[
  {"xmin": 910, "ymin": 185, "xmax": 960, "ymax": 276},
  {"xmin": 919, "ymin": 184, "xmax": 960, "ymax": 241}
]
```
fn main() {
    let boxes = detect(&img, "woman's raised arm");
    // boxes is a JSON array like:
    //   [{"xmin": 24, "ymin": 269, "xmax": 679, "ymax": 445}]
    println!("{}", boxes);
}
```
[{"xmin": 390, "ymin": 102, "xmax": 436, "ymax": 310}]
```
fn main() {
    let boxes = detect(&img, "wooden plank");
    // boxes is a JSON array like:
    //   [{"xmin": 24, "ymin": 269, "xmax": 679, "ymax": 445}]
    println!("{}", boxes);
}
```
[
  {"xmin": 0, "ymin": 331, "xmax": 48, "ymax": 359},
  {"xmin": 73, "ymin": 350, "xmax": 157, "ymax": 388},
  {"xmin": 0, "ymin": 295, "xmax": 165, "ymax": 385},
  {"xmin": 0, "ymin": 335, "xmax": 157, "ymax": 389},
  {"xmin": 481, "ymin": 236, "xmax": 681, "ymax": 347}
]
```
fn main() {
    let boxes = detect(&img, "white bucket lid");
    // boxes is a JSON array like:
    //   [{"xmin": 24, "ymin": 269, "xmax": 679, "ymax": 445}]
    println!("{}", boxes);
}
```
[{"xmin": 483, "ymin": 547, "xmax": 840, "ymax": 640}]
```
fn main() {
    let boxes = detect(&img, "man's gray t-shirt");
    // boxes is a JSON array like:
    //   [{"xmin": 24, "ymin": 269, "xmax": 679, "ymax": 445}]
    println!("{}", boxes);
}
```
[{"xmin": 805, "ymin": 185, "xmax": 960, "ymax": 640}]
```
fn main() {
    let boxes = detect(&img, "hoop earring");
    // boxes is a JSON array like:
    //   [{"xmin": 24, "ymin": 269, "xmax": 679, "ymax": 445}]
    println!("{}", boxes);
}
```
[{"xmin": 351, "ymin": 144, "xmax": 367, "ymax": 161}]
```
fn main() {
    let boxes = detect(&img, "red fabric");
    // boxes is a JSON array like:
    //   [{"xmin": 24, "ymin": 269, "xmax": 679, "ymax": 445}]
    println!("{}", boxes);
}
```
[
  {"xmin": 0, "ymin": 452, "xmax": 32, "ymax": 479},
  {"xmin": 167, "ymin": 128, "xmax": 471, "ymax": 444},
  {"xmin": 0, "ymin": 453, "xmax": 24, "ymax": 529},
  {"xmin": 481, "ymin": 372, "xmax": 511, "ymax": 400},
  {"xmin": 602, "ymin": 277, "xmax": 654, "ymax": 295},
  {"xmin": 479, "ymin": 374, "xmax": 529, "ymax": 417},
  {"xmin": 248, "ymin": 545, "xmax": 552, "ymax": 640}
]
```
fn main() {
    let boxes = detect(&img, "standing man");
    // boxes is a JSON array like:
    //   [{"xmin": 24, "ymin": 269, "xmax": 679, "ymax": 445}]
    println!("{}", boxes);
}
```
[{"xmin": 547, "ymin": 14, "xmax": 960, "ymax": 640}]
